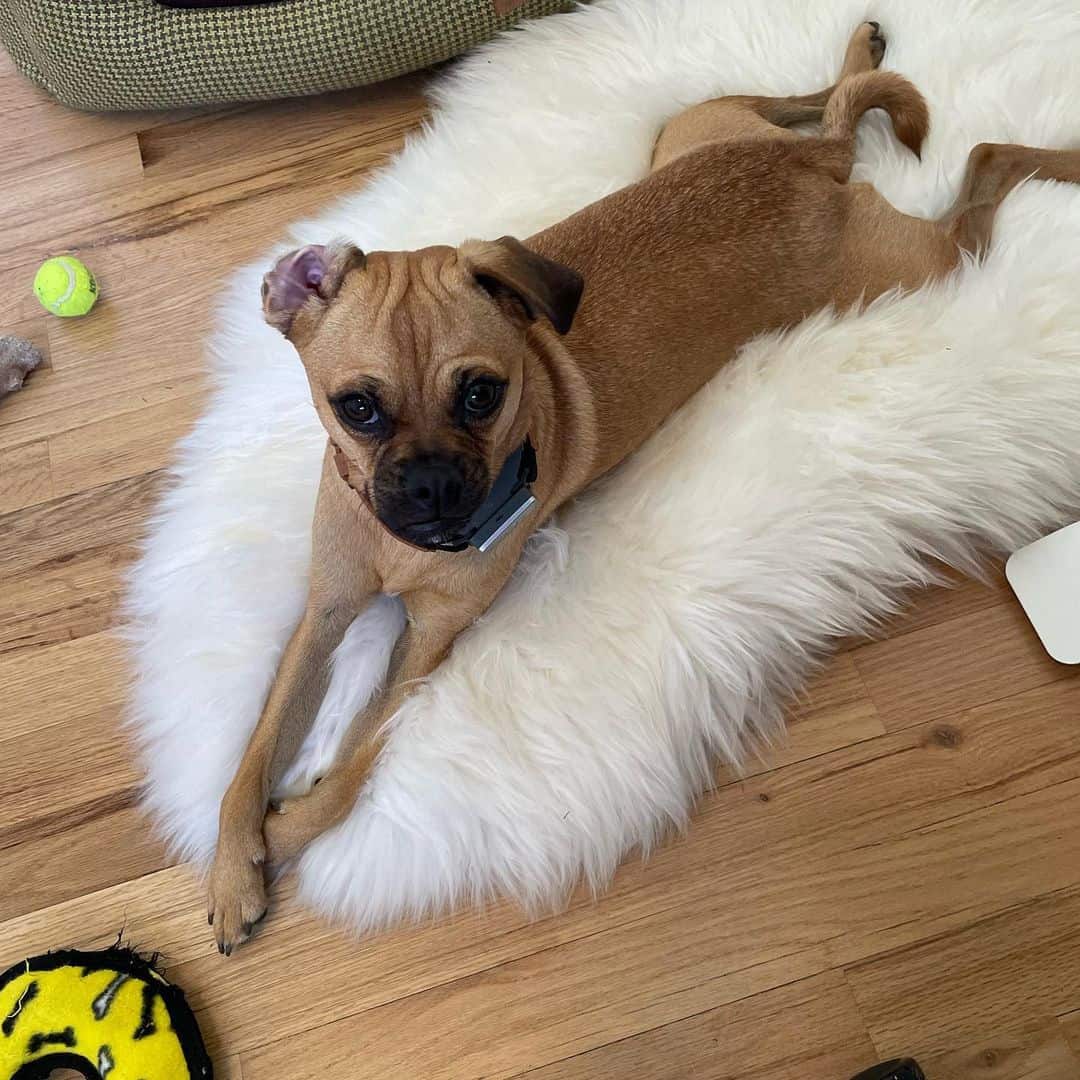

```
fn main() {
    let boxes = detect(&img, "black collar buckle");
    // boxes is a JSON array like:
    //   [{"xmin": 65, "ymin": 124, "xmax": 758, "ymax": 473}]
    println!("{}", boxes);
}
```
[{"xmin": 430, "ymin": 438, "xmax": 538, "ymax": 553}]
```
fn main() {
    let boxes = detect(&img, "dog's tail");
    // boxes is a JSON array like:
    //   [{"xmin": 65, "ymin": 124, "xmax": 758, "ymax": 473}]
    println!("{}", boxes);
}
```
[{"xmin": 821, "ymin": 70, "xmax": 929, "ymax": 159}]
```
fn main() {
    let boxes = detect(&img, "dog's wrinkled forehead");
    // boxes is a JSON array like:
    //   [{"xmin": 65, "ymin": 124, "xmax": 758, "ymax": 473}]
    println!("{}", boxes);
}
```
[
  {"xmin": 262, "ymin": 236, "xmax": 582, "ymax": 355},
  {"xmin": 305, "ymin": 248, "xmax": 524, "ymax": 410},
  {"xmin": 326, "ymin": 247, "xmax": 494, "ymax": 349}
]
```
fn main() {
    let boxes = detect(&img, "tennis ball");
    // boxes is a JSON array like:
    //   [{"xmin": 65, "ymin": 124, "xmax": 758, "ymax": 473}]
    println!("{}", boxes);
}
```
[{"xmin": 34, "ymin": 255, "xmax": 99, "ymax": 317}]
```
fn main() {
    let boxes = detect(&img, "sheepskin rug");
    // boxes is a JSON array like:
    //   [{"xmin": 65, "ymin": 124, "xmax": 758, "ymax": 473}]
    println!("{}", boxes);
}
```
[{"xmin": 127, "ymin": 0, "xmax": 1080, "ymax": 932}]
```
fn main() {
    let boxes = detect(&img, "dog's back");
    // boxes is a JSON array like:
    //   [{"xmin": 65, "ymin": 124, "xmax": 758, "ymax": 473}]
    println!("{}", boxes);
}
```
[{"xmin": 529, "ymin": 141, "xmax": 848, "ymax": 472}]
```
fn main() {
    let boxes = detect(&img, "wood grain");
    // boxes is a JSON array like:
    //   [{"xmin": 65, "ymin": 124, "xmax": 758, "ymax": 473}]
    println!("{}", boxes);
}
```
[
  {"xmin": 764, "ymin": 651, "xmax": 885, "ymax": 771},
  {"xmin": 0, "ymin": 472, "xmax": 161, "ymax": 654},
  {"xmin": 915, "ymin": 1022, "xmax": 1080, "ymax": 1080},
  {"xmin": 48, "ymin": 391, "xmax": 205, "ymax": 503},
  {"xmin": 0, "ymin": 631, "xmax": 127, "ymax": 741},
  {"xmin": 2, "ymin": 38, "xmax": 1079, "ymax": 1080},
  {"xmin": 1059, "ymin": 1010, "xmax": 1080, "ymax": 1059},
  {"xmin": 522, "ymin": 972, "xmax": 878, "ymax": 1079},
  {"xmin": 853, "ymin": 600, "xmax": 1076, "ymax": 730},
  {"xmin": 846, "ymin": 887, "xmax": 1080, "ymax": 1058},
  {"xmin": 0, "ymin": 438, "xmax": 51, "ymax": 512}
]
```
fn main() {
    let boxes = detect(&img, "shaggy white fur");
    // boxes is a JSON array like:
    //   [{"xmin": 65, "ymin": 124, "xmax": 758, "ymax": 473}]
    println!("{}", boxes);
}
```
[{"xmin": 126, "ymin": 0, "xmax": 1080, "ymax": 932}]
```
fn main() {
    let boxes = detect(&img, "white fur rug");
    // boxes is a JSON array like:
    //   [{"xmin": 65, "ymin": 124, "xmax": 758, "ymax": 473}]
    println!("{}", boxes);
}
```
[{"xmin": 126, "ymin": 0, "xmax": 1080, "ymax": 932}]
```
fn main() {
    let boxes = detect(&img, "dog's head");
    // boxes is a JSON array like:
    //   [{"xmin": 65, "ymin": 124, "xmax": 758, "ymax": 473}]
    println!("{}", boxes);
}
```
[{"xmin": 262, "ymin": 238, "xmax": 583, "ymax": 550}]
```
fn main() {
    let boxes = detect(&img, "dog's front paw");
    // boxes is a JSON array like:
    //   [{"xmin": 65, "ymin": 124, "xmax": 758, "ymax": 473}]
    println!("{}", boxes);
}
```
[
  {"xmin": 263, "ymin": 775, "xmax": 353, "ymax": 863},
  {"xmin": 207, "ymin": 834, "xmax": 268, "ymax": 956}
]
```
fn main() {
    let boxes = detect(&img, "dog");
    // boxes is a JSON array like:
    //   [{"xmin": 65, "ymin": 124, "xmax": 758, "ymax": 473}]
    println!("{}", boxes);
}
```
[{"xmin": 207, "ymin": 21, "xmax": 1080, "ymax": 952}]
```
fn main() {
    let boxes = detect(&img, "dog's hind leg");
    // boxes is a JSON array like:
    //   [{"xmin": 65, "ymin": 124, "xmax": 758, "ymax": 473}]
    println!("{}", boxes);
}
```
[
  {"xmin": 652, "ymin": 20, "xmax": 885, "ymax": 171},
  {"xmin": 942, "ymin": 142, "xmax": 1080, "ymax": 256}
]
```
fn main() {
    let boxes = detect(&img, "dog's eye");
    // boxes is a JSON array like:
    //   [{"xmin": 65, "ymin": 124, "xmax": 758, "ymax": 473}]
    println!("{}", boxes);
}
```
[
  {"xmin": 337, "ymin": 394, "xmax": 379, "ymax": 428},
  {"xmin": 462, "ymin": 379, "xmax": 504, "ymax": 419}
]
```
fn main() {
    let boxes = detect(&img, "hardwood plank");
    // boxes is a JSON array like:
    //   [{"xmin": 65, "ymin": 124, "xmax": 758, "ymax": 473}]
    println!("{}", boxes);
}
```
[
  {"xmin": 176, "ymin": 875, "xmax": 818, "ymax": 1067},
  {"xmin": 0, "ymin": 153, "xmax": 396, "ymax": 454},
  {"xmin": 852, "ymin": 600, "xmax": 1075, "ymax": 731},
  {"xmin": 1, "ymin": 79, "xmax": 427, "ymax": 273},
  {"xmin": 0, "ymin": 630, "xmax": 127, "ymax": 741},
  {"xmin": 764, "ymin": 652, "xmax": 884, "ymax": 772},
  {"xmin": 721, "ymin": 681, "xmax": 1080, "ymax": 974},
  {"xmin": 822, "ymin": 776, "xmax": 1080, "ymax": 969},
  {"xmin": 1060, "ymin": 1010, "xmax": 1080, "ymax": 1059},
  {"xmin": 0, "ymin": 373, "xmax": 200, "ymax": 453},
  {"xmin": 239, "ymin": 938, "xmax": 826, "ymax": 1080},
  {"xmin": 0, "ymin": 472, "xmax": 161, "ymax": 654},
  {"xmin": 220, "ymin": 1056, "xmax": 244, "ymax": 1080},
  {"xmin": 844, "ymin": 887, "xmax": 1080, "ymax": 1060},
  {"xmin": 0, "ymin": 865, "xmax": 312, "ymax": 977},
  {"xmin": 0, "ymin": 438, "xmax": 51, "ymax": 512},
  {"xmin": 0, "ymin": 702, "xmax": 141, "ymax": 843},
  {"xmin": 0, "ymin": 256, "xmax": 54, "ymax": 327},
  {"xmin": 0, "ymin": 62, "xmax": 208, "ymax": 169},
  {"xmin": 520, "ymin": 971, "xmax": 877, "ymax": 1080},
  {"xmin": 877, "ymin": 562, "xmax": 1012, "ymax": 639},
  {"xmin": 915, "ymin": 1021, "xmax": 1080, "ymax": 1080},
  {"xmin": 135, "ymin": 77, "xmax": 425, "ymax": 193},
  {"xmin": 48, "ymin": 391, "xmax": 204, "ymax": 503},
  {"xmin": 0, "ymin": 804, "xmax": 172, "ymax": 923},
  {"xmin": 0, "ymin": 135, "xmax": 145, "ymax": 245},
  {"xmin": 792, "ymin": 651, "xmax": 874, "ymax": 718},
  {"xmin": 813, "ymin": 677, "xmax": 1080, "ymax": 965}
]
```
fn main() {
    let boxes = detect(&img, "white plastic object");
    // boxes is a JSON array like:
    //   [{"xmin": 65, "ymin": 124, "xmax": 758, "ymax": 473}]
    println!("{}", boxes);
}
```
[{"xmin": 1005, "ymin": 521, "xmax": 1080, "ymax": 664}]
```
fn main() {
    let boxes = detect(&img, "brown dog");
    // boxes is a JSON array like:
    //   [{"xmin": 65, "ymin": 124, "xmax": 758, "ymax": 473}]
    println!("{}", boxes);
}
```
[{"xmin": 207, "ymin": 21, "xmax": 1080, "ymax": 952}]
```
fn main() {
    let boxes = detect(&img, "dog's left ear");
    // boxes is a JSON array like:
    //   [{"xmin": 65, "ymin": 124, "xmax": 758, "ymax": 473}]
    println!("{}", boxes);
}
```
[
  {"xmin": 262, "ymin": 241, "xmax": 366, "ymax": 339},
  {"xmin": 463, "ymin": 236, "xmax": 584, "ymax": 336}
]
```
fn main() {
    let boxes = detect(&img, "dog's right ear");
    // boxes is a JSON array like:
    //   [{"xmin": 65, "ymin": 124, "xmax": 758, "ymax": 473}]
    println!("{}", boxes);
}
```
[{"xmin": 261, "ymin": 242, "xmax": 366, "ymax": 338}]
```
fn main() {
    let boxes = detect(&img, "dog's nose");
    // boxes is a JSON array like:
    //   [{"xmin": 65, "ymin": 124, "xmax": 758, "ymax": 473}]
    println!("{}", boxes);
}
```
[{"xmin": 401, "ymin": 458, "xmax": 466, "ymax": 518}]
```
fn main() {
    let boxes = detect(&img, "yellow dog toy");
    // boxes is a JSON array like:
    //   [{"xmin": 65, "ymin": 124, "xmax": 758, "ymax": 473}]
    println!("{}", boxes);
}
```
[{"xmin": 0, "ymin": 948, "xmax": 212, "ymax": 1079}]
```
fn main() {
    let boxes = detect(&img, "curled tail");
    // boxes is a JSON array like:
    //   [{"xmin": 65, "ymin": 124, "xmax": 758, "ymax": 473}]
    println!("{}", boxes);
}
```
[{"xmin": 822, "ymin": 70, "xmax": 929, "ymax": 158}]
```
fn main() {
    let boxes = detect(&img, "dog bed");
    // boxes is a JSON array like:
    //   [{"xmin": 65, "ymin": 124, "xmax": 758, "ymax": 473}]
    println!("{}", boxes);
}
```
[
  {"xmin": 127, "ymin": 0, "xmax": 1080, "ymax": 933},
  {"xmin": 0, "ymin": 0, "xmax": 573, "ymax": 111}
]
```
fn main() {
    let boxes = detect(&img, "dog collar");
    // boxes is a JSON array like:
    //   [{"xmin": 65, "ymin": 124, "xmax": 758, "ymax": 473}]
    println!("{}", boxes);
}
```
[{"xmin": 431, "ymin": 438, "xmax": 538, "ymax": 554}]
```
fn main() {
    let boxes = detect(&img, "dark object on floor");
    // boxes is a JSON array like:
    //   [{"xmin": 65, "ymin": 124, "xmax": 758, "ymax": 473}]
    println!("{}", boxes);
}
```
[
  {"xmin": 849, "ymin": 1059, "xmax": 926, "ymax": 1080},
  {"xmin": 0, "ymin": 335, "xmax": 43, "ymax": 398},
  {"xmin": 0, "ymin": 0, "xmax": 577, "ymax": 111}
]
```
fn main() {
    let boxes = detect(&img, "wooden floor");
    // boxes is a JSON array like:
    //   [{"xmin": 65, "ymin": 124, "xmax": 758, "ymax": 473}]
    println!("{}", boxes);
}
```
[{"xmin": 2, "ymin": 49, "xmax": 1079, "ymax": 1080}]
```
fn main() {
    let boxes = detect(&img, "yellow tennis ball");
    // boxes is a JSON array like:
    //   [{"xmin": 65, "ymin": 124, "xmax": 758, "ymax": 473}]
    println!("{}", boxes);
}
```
[{"xmin": 34, "ymin": 255, "xmax": 99, "ymax": 317}]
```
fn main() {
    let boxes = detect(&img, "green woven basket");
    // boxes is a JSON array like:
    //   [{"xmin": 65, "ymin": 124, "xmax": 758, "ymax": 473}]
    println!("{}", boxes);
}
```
[{"xmin": 0, "ymin": 0, "xmax": 575, "ymax": 111}]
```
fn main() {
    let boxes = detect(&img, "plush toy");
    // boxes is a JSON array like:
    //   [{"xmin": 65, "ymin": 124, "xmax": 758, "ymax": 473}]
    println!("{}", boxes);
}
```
[
  {"xmin": 0, "ymin": 336, "xmax": 43, "ymax": 399},
  {"xmin": 0, "ymin": 947, "xmax": 212, "ymax": 1079}
]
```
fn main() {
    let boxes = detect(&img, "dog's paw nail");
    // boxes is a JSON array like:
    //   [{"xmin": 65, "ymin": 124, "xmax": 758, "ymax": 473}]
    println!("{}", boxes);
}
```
[
  {"xmin": 217, "ymin": 942, "xmax": 225, "ymax": 955},
  {"xmin": 207, "ymin": 912, "xmax": 214, "ymax": 926},
  {"xmin": 223, "ymin": 943, "xmax": 234, "ymax": 958}
]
